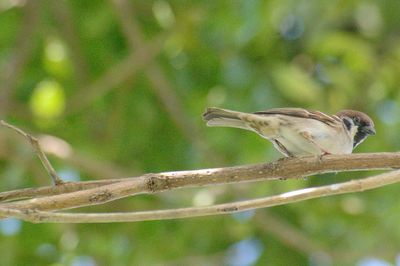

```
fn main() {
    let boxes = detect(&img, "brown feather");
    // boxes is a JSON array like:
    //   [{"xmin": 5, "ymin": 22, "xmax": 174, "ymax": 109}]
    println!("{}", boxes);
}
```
[{"xmin": 254, "ymin": 108, "xmax": 341, "ymax": 126}]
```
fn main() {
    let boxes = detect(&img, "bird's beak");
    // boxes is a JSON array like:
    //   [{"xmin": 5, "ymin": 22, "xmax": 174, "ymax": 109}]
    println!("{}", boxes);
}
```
[{"xmin": 363, "ymin": 126, "xmax": 376, "ymax": 135}]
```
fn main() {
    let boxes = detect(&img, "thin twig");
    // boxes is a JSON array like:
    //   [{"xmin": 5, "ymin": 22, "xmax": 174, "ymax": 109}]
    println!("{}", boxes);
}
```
[
  {"xmin": 1, "ymin": 152, "xmax": 400, "ymax": 211},
  {"xmin": 0, "ymin": 180, "xmax": 118, "ymax": 202},
  {"xmin": 1, "ymin": 169, "xmax": 399, "ymax": 223},
  {"xmin": 0, "ymin": 120, "xmax": 64, "ymax": 185}
]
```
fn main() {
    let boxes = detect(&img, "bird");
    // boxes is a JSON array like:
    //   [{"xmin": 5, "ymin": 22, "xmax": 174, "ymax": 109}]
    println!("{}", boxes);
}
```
[{"xmin": 202, "ymin": 107, "xmax": 375, "ymax": 157}]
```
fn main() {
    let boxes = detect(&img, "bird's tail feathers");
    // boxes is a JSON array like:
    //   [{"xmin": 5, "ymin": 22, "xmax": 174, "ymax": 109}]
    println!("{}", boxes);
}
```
[{"xmin": 202, "ymin": 107, "xmax": 249, "ymax": 129}]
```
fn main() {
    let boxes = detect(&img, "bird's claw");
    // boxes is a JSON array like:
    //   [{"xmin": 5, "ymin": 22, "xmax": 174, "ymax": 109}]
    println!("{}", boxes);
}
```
[
  {"xmin": 316, "ymin": 151, "xmax": 331, "ymax": 163},
  {"xmin": 277, "ymin": 155, "xmax": 294, "ymax": 162}
]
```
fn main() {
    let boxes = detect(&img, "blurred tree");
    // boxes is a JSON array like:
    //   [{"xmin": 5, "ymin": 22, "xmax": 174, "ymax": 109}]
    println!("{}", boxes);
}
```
[{"xmin": 1, "ymin": 0, "xmax": 400, "ymax": 265}]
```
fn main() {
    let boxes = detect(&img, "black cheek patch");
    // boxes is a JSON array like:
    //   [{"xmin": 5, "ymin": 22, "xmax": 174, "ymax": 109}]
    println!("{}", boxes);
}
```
[{"xmin": 343, "ymin": 118, "xmax": 352, "ymax": 131}]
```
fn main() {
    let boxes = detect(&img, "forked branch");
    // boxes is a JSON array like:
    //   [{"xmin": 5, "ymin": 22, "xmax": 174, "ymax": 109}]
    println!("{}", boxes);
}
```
[{"xmin": 0, "ymin": 120, "xmax": 64, "ymax": 185}]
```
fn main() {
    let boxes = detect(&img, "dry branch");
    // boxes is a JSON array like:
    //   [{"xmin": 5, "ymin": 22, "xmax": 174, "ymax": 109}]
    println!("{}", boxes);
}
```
[
  {"xmin": 1, "ymin": 169, "xmax": 399, "ymax": 223},
  {"xmin": 0, "ymin": 120, "xmax": 64, "ymax": 185},
  {"xmin": 1, "ymin": 152, "xmax": 400, "ymax": 212},
  {"xmin": 0, "ymin": 180, "xmax": 116, "ymax": 202}
]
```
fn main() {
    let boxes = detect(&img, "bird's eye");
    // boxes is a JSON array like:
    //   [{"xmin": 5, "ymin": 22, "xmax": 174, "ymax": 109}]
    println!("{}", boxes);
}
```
[{"xmin": 353, "ymin": 117, "xmax": 360, "ymax": 124}]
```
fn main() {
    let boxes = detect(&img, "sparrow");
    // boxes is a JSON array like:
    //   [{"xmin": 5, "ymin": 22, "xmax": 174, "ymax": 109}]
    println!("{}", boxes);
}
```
[{"xmin": 202, "ymin": 107, "xmax": 375, "ymax": 157}]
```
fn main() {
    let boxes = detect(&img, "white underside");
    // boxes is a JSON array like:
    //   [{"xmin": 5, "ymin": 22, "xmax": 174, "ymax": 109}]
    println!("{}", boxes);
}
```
[{"xmin": 254, "ymin": 116, "xmax": 354, "ymax": 156}]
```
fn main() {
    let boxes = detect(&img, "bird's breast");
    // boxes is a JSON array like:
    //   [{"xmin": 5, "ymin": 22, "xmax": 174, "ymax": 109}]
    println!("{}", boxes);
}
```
[{"xmin": 274, "ymin": 118, "xmax": 353, "ymax": 156}]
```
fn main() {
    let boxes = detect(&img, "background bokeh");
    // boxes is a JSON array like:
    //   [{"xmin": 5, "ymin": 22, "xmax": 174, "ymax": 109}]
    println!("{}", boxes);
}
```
[{"xmin": 1, "ymin": 0, "xmax": 400, "ymax": 265}]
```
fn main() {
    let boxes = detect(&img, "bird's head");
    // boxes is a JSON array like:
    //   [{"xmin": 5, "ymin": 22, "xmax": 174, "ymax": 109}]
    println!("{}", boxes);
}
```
[{"xmin": 336, "ymin": 110, "xmax": 376, "ymax": 148}]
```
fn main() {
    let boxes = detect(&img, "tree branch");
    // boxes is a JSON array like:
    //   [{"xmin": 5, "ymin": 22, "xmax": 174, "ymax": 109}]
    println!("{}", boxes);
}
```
[
  {"xmin": 1, "ymin": 152, "xmax": 399, "ymax": 212},
  {"xmin": 0, "ymin": 120, "xmax": 64, "ymax": 185},
  {"xmin": 1, "ymin": 169, "xmax": 399, "ymax": 223},
  {"xmin": 0, "ymin": 179, "xmax": 116, "ymax": 202}
]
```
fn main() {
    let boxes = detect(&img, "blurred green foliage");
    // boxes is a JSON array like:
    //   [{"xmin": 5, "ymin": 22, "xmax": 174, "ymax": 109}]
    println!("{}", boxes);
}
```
[{"xmin": 1, "ymin": 0, "xmax": 400, "ymax": 265}]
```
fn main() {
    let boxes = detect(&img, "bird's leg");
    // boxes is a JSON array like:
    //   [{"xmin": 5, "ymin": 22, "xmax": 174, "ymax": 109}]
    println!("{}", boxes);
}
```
[
  {"xmin": 299, "ymin": 131, "xmax": 331, "ymax": 162},
  {"xmin": 273, "ymin": 139, "xmax": 294, "ymax": 158}
]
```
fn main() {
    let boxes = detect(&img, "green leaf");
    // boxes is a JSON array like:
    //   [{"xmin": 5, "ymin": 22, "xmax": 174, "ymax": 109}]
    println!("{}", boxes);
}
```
[{"xmin": 30, "ymin": 80, "xmax": 65, "ymax": 119}]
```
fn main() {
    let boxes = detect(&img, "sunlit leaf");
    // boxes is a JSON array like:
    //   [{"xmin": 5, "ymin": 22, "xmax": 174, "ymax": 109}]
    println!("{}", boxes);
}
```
[
  {"xmin": 43, "ymin": 37, "xmax": 72, "ymax": 78},
  {"xmin": 30, "ymin": 80, "xmax": 65, "ymax": 119}
]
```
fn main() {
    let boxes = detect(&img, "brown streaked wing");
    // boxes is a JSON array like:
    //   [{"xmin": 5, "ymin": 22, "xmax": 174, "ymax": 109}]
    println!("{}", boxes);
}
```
[{"xmin": 253, "ymin": 108, "xmax": 341, "ymax": 126}]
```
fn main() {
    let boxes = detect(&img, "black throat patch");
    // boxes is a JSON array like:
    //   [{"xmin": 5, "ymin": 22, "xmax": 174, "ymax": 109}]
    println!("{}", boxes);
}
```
[{"xmin": 353, "ymin": 131, "xmax": 368, "ymax": 148}]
